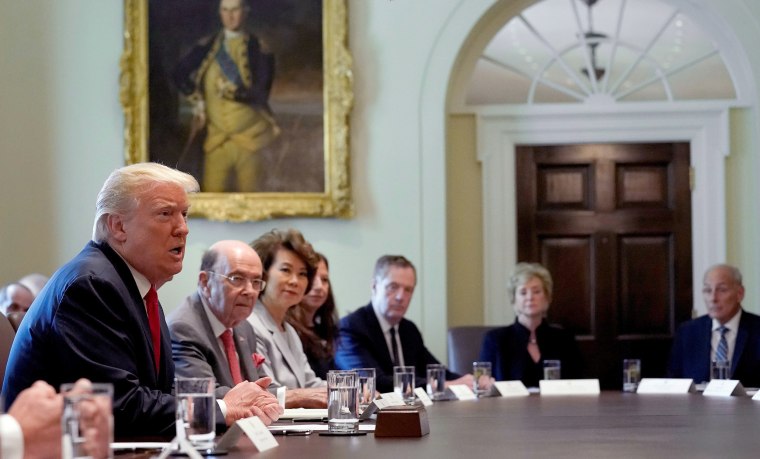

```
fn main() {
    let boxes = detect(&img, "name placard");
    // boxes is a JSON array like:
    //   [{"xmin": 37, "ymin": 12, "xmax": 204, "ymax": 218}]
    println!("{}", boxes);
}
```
[
  {"xmin": 751, "ymin": 391, "xmax": 760, "ymax": 401},
  {"xmin": 539, "ymin": 379, "xmax": 600, "ymax": 396},
  {"xmin": 636, "ymin": 378, "xmax": 695, "ymax": 394},
  {"xmin": 216, "ymin": 416, "xmax": 278, "ymax": 452},
  {"xmin": 703, "ymin": 379, "xmax": 746, "ymax": 397},
  {"xmin": 446, "ymin": 384, "xmax": 477, "ymax": 400},
  {"xmin": 493, "ymin": 380, "xmax": 530, "ymax": 397},
  {"xmin": 413, "ymin": 387, "xmax": 434, "ymax": 406}
]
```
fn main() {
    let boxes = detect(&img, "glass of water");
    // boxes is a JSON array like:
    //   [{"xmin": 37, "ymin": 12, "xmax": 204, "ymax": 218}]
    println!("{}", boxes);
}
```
[
  {"xmin": 61, "ymin": 382, "xmax": 113, "ymax": 459},
  {"xmin": 327, "ymin": 370, "xmax": 359, "ymax": 433},
  {"xmin": 354, "ymin": 367, "xmax": 376, "ymax": 414},
  {"xmin": 711, "ymin": 359, "xmax": 731, "ymax": 380},
  {"xmin": 543, "ymin": 360, "xmax": 561, "ymax": 380},
  {"xmin": 426, "ymin": 364, "xmax": 447, "ymax": 400},
  {"xmin": 623, "ymin": 359, "xmax": 641, "ymax": 392},
  {"xmin": 175, "ymin": 377, "xmax": 216, "ymax": 450},
  {"xmin": 472, "ymin": 361, "xmax": 492, "ymax": 397},
  {"xmin": 393, "ymin": 365, "xmax": 416, "ymax": 404}
]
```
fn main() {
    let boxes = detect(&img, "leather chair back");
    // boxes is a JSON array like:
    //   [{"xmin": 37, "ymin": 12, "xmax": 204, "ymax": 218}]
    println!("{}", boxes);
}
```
[
  {"xmin": 0, "ymin": 312, "xmax": 16, "ymax": 393},
  {"xmin": 6, "ymin": 311, "xmax": 25, "ymax": 332},
  {"xmin": 447, "ymin": 326, "xmax": 497, "ymax": 375}
]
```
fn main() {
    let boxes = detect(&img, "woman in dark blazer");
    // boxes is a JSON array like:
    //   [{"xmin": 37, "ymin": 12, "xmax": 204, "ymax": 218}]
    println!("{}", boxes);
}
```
[{"xmin": 479, "ymin": 262, "xmax": 581, "ymax": 387}]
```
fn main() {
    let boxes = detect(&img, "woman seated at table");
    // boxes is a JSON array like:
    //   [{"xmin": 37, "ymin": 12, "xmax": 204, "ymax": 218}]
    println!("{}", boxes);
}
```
[
  {"xmin": 285, "ymin": 252, "xmax": 339, "ymax": 379},
  {"xmin": 248, "ymin": 228, "xmax": 327, "ymax": 408},
  {"xmin": 479, "ymin": 262, "xmax": 581, "ymax": 387}
]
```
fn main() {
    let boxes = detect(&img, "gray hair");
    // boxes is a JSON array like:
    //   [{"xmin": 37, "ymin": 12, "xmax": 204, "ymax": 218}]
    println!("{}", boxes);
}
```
[
  {"xmin": 704, "ymin": 263, "xmax": 743, "ymax": 286},
  {"xmin": 92, "ymin": 163, "xmax": 199, "ymax": 242},
  {"xmin": 507, "ymin": 262, "xmax": 553, "ymax": 306},
  {"xmin": 373, "ymin": 255, "xmax": 416, "ymax": 284}
]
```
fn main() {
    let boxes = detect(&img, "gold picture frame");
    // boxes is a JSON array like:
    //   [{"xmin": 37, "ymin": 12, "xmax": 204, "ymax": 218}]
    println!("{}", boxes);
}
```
[{"xmin": 120, "ymin": 0, "xmax": 353, "ymax": 221}]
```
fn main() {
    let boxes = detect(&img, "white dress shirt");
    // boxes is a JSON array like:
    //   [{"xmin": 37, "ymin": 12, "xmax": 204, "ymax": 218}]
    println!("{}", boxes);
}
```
[{"xmin": 372, "ymin": 307, "xmax": 405, "ymax": 366}]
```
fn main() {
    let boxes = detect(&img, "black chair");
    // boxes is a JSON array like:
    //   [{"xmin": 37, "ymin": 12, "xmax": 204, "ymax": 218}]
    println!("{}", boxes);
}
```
[
  {"xmin": 447, "ymin": 325, "xmax": 497, "ymax": 375},
  {"xmin": 0, "ymin": 312, "xmax": 16, "ymax": 391}
]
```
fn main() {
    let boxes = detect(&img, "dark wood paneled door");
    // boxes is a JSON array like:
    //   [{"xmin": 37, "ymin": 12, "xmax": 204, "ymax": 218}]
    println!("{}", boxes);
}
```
[{"xmin": 516, "ymin": 143, "xmax": 693, "ymax": 389}]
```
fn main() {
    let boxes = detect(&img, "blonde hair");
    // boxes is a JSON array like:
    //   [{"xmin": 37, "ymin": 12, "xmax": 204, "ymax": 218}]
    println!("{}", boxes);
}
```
[
  {"xmin": 92, "ymin": 163, "xmax": 199, "ymax": 242},
  {"xmin": 507, "ymin": 262, "xmax": 553, "ymax": 306}
]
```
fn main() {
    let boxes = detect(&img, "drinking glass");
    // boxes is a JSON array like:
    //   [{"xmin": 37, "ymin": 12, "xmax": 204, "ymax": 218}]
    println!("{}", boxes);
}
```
[
  {"xmin": 543, "ymin": 360, "xmax": 561, "ymax": 380},
  {"xmin": 472, "ymin": 361, "xmax": 492, "ymax": 397},
  {"xmin": 327, "ymin": 370, "xmax": 359, "ymax": 433},
  {"xmin": 175, "ymin": 377, "xmax": 216, "ymax": 450},
  {"xmin": 354, "ymin": 367, "xmax": 376, "ymax": 414},
  {"xmin": 622, "ymin": 359, "xmax": 641, "ymax": 392},
  {"xmin": 393, "ymin": 365, "xmax": 416, "ymax": 404},
  {"xmin": 426, "ymin": 364, "xmax": 447, "ymax": 400},
  {"xmin": 711, "ymin": 359, "xmax": 730, "ymax": 380},
  {"xmin": 61, "ymin": 382, "xmax": 113, "ymax": 459}
]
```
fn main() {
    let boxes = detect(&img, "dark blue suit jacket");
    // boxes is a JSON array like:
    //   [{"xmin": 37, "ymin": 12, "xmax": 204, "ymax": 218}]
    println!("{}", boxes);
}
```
[
  {"xmin": 479, "ymin": 320, "xmax": 582, "ymax": 387},
  {"xmin": 335, "ymin": 303, "xmax": 459, "ymax": 392},
  {"xmin": 667, "ymin": 311, "xmax": 760, "ymax": 386},
  {"xmin": 2, "ymin": 241, "xmax": 176, "ymax": 438}
]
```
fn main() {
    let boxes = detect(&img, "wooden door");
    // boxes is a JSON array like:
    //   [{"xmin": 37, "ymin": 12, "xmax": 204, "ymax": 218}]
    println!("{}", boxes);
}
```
[{"xmin": 516, "ymin": 143, "xmax": 693, "ymax": 389}]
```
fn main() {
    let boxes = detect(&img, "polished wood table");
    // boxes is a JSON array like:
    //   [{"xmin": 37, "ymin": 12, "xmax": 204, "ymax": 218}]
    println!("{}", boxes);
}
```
[{"xmin": 119, "ymin": 392, "xmax": 760, "ymax": 458}]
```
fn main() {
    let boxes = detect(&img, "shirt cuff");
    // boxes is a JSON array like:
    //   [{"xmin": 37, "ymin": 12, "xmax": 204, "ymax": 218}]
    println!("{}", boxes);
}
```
[
  {"xmin": 216, "ymin": 399, "xmax": 228, "ymax": 419},
  {"xmin": 276, "ymin": 386, "xmax": 287, "ymax": 408},
  {"xmin": 0, "ymin": 414, "xmax": 23, "ymax": 459}
]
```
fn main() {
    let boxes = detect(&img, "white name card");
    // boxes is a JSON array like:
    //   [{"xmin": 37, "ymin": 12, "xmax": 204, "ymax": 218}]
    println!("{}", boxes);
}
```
[
  {"xmin": 493, "ymin": 380, "xmax": 530, "ymax": 397},
  {"xmin": 703, "ymin": 379, "xmax": 746, "ymax": 397},
  {"xmin": 378, "ymin": 392, "xmax": 407, "ymax": 407},
  {"xmin": 539, "ymin": 379, "xmax": 600, "ymax": 396},
  {"xmin": 414, "ymin": 387, "xmax": 434, "ymax": 406},
  {"xmin": 636, "ymin": 378, "xmax": 695, "ymax": 394},
  {"xmin": 216, "ymin": 416, "xmax": 278, "ymax": 452},
  {"xmin": 751, "ymin": 391, "xmax": 760, "ymax": 401},
  {"xmin": 446, "ymin": 384, "xmax": 477, "ymax": 400}
]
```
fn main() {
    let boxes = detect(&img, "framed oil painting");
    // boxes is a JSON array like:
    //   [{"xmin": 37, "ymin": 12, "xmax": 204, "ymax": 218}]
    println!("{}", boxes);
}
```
[{"xmin": 120, "ymin": 0, "xmax": 353, "ymax": 221}]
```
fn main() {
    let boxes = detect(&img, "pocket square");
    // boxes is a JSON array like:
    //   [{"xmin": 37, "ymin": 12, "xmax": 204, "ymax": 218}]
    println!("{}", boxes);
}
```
[{"xmin": 252, "ymin": 352, "xmax": 266, "ymax": 368}]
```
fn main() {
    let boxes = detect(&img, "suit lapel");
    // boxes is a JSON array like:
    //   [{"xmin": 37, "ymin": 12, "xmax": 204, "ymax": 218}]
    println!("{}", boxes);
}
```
[
  {"xmin": 363, "ymin": 305, "xmax": 394, "ymax": 369},
  {"xmin": 257, "ymin": 306, "xmax": 305, "ymax": 387},
  {"xmin": 191, "ymin": 294, "xmax": 234, "ymax": 387},
  {"xmin": 234, "ymin": 324, "xmax": 259, "ymax": 381},
  {"xmin": 733, "ymin": 313, "xmax": 749, "ymax": 374}
]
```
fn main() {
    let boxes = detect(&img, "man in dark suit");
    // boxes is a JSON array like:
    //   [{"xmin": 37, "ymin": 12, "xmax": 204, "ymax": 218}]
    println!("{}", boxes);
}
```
[
  {"xmin": 168, "ymin": 240, "xmax": 282, "ymax": 423},
  {"xmin": 668, "ymin": 264, "xmax": 760, "ymax": 386},
  {"xmin": 1, "ymin": 163, "xmax": 278, "ymax": 439},
  {"xmin": 336, "ymin": 255, "xmax": 475, "ymax": 392}
]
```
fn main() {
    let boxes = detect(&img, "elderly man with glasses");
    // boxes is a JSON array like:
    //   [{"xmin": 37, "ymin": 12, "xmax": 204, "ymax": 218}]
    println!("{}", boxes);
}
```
[{"xmin": 168, "ymin": 240, "xmax": 282, "ymax": 424}]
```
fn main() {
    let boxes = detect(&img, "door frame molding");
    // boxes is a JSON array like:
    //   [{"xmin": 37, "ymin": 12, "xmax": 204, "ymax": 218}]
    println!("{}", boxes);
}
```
[{"xmin": 475, "ymin": 102, "xmax": 731, "ymax": 325}]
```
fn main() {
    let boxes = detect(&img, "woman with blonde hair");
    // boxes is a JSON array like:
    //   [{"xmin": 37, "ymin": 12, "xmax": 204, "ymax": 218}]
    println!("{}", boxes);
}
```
[{"xmin": 479, "ymin": 262, "xmax": 581, "ymax": 386}]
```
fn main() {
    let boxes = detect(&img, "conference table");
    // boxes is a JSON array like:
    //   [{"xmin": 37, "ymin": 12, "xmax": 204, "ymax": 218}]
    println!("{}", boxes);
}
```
[{"xmin": 118, "ymin": 392, "xmax": 760, "ymax": 458}]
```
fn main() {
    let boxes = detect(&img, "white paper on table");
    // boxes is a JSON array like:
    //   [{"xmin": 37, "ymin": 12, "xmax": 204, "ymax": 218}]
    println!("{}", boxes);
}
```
[
  {"xmin": 493, "ymin": 380, "xmax": 530, "ymax": 397},
  {"xmin": 268, "ymin": 423, "xmax": 376, "ymax": 432},
  {"xmin": 111, "ymin": 442, "xmax": 170, "ymax": 451},
  {"xmin": 636, "ymin": 378, "xmax": 695, "ymax": 394},
  {"xmin": 703, "ymin": 379, "xmax": 745, "ymax": 397},
  {"xmin": 446, "ymin": 384, "xmax": 477, "ymax": 400},
  {"xmin": 539, "ymin": 379, "xmax": 600, "ymax": 396},
  {"xmin": 279, "ymin": 408, "xmax": 328, "ymax": 420},
  {"xmin": 414, "ymin": 387, "xmax": 434, "ymax": 406},
  {"xmin": 378, "ymin": 392, "xmax": 406, "ymax": 406},
  {"xmin": 216, "ymin": 416, "xmax": 278, "ymax": 452}
]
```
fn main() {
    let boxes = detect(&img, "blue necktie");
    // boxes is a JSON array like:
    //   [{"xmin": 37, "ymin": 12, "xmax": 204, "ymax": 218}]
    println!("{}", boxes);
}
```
[{"xmin": 715, "ymin": 325, "xmax": 729, "ymax": 364}]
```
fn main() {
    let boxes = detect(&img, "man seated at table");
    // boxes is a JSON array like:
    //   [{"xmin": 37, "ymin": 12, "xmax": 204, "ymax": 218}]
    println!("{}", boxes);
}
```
[
  {"xmin": 0, "ymin": 282, "xmax": 34, "ymax": 316},
  {"xmin": 168, "ymin": 240, "xmax": 287, "ymax": 413},
  {"xmin": 668, "ymin": 263, "xmax": 760, "ymax": 386},
  {"xmin": 336, "ymin": 255, "xmax": 476, "ymax": 392},
  {"xmin": 1, "ymin": 163, "xmax": 280, "ymax": 439}
]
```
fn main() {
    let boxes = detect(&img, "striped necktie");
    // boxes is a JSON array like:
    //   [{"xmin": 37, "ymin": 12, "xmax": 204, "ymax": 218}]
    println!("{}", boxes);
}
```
[{"xmin": 715, "ymin": 325, "xmax": 729, "ymax": 363}]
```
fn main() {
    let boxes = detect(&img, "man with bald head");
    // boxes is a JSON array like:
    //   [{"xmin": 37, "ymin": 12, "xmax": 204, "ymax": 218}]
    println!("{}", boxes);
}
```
[
  {"xmin": 668, "ymin": 263, "xmax": 760, "ymax": 386},
  {"xmin": 0, "ymin": 282, "xmax": 34, "ymax": 315},
  {"xmin": 168, "ymin": 240, "xmax": 283, "ymax": 420}
]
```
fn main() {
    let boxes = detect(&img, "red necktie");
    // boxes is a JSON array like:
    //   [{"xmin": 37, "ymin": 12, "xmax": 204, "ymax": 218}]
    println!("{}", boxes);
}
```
[
  {"xmin": 221, "ymin": 329, "xmax": 243, "ymax": 385},
  {"xmin": 144, "ymin": 286, "xmax": 161, "ymax": 373}
]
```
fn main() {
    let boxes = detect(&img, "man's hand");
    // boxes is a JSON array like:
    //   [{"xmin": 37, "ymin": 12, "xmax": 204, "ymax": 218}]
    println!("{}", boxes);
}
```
[
  {"xmin": 223, "ymin": 377, "xmax": 283, "ymax": 426},
  {"xmin": 283, "ymin": 387, "xmax": 328, "ymax": 409},
  {"xmin": 444, "ymin": 373, "xmax": 494, "ymax": 390},
  {"xmin": 9, "ymin": 380, "xmax": 63, "ymax": 458}
]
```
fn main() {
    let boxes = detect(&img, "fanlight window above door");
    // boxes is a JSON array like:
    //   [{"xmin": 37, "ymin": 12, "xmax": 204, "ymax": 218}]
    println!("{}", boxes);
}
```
[{"xmin": 466, "ymin": 0, "xmax": 736, "ymax": 104}]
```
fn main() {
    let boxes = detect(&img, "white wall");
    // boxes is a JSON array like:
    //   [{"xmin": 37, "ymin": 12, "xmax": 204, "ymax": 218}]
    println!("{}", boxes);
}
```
[{"xmin": 2, "ymin": 0, "xmax": 760, "ymax": 362}]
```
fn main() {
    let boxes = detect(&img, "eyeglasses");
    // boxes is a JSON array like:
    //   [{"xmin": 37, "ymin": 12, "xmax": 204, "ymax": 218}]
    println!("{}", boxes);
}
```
[{"xmin": 207, "ymin": 271, "xmax": 266, "ymax": 291}]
